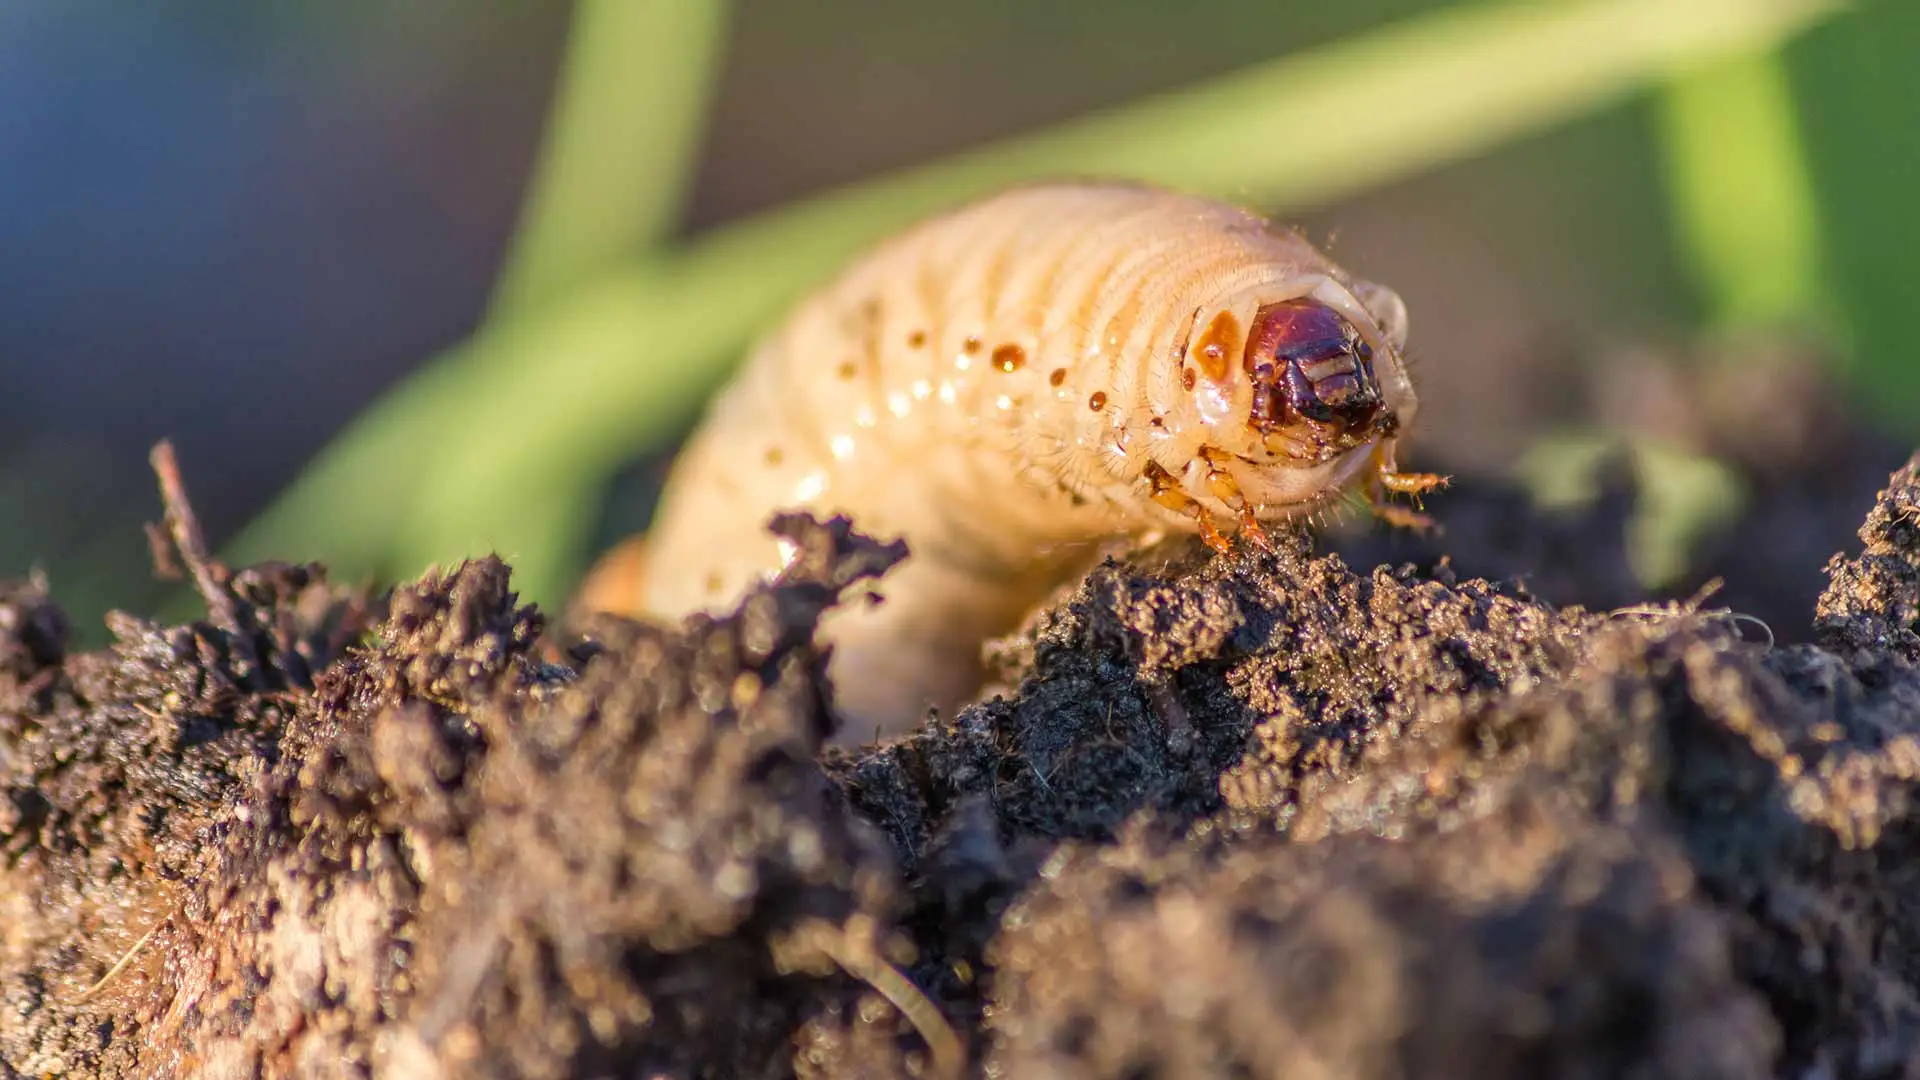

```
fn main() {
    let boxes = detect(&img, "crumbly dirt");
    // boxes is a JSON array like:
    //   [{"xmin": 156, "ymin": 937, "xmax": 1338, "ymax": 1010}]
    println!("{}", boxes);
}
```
[{"xmin": 3, "ymin": 424, "xmax": 1920, "ymax": 1077}]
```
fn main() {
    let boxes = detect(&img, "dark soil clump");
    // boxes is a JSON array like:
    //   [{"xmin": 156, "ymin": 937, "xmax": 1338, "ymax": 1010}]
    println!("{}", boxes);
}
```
[{"xmin": 4, "ymin": 437, "xmax": 1920, "ymax": 1077}]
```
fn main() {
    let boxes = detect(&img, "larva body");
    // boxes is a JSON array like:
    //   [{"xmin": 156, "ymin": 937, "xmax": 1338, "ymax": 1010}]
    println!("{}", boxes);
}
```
[{"xmin": 614, "ymin": 183, "xmax": 1426, "ymax": 734}]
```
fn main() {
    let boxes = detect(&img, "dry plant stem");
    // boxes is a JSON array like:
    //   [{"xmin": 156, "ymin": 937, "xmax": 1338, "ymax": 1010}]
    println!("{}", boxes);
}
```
[
  {"xmin": 1607, "ymin": 578, "xmax": 1776, "ymax": 647},
  {"xmin": 1611, "ymin": 605, "xmax": 1777, "ymax": 649},
  {"xmin": 150, "ymin": 440, "xmax": 261, "ymax": 680},
  {"xmin": 69, "ymin": 911, "xmax": 172, "ymax": 1005},
  {"xmin": 1729, "ymin": 612, "xmax": 1777, "ymax": 647},
  {"xmin": 817, "ymin": 925, "xmax": 964, "ymax": 1080},
  {"xmin": 143, "ymin": 521, "xmax": 182, "ymax": 581}
]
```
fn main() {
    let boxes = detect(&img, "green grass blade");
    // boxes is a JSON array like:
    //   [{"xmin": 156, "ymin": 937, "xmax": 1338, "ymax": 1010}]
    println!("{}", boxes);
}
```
[
  {"xmin": 1655, "ymin": 50, "xmax": 1831, "ymax": 332},
  {"xmin": 488, "ymin": 0, "xmax": 731, "ymax": 314},
  {"xmin": 231, "ymin": 0, "xmax": 1846, "ymax": 606},
  {"xmin": 1787, "ymin": 1, "xmax": 1920, "ymax": 431}
]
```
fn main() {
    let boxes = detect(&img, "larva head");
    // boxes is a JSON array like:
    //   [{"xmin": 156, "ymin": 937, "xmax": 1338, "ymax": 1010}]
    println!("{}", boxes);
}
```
[
  {"xmin": 1243, "ymin": 298, "xmax": 1388, "ymax": 445},
  {"xmin": 1177, "ymin": 274, "xmax": 1416, "ymax": 512}
]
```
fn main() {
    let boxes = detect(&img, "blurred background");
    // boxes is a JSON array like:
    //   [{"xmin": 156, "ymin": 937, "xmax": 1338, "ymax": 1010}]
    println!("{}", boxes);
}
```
[{"xmin": 1, "ymin": 0, "xmax": 1915, "ymax": 641}]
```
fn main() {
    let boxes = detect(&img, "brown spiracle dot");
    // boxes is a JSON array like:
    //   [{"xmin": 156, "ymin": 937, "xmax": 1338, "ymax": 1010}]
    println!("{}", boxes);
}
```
[
  {"xmin": 1088, "ymin": 391, "xmax": 1108, "ymax": 411},
  {"xmin": 963, "ymin": 336, "xmax": 983, "ymax": 355},
  {"xmin": 1180, "ymin": 367, "xmax": 1197, "ymax": 391},
  {"xmin": 992, "ymin": 344, "xmax": 1027, "ymax": 373},
  {"xmin": 1192, "ymin": 310, "xmax": 1240, "ymax": 382},
  {"xmin": 1049, "ymin": 367, "xmax": 1068, "ymax": 387},
  {"xmin": 836, "ymin": 361, "xmax": 858, "ymax": 380},
  {"xmin": 907, "ymin": 329, "xmax": 928, "ymax": 348},
  {"xmin": 765, "ymin": 446, "xmax": 785, "ymax": 466}
]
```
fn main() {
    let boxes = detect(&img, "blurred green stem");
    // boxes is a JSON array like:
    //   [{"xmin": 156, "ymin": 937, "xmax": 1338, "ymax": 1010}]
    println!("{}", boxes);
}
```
[
  {"xmin": 232, "ymin": 0, "xmax": 1845, "ymax": 606},
  {"xmin": 488, "ymin": 0, "xmax": 731, "ymax": 315},
  {"xmin": 1656, "ymin": 49, "xmax": 1830, "ymax": 332},
  {"xmin": 1786, "ymin": 2, "xmax": 1920, "ymax": 428}
]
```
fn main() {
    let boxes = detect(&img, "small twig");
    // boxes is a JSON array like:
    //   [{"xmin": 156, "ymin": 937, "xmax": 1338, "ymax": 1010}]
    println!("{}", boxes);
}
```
[
  {"xmin": 1729, "ymin": 612, "xmax": 1776, "ymax": 649},
  {"xmin": 1029, "ymin": 759, "xmax": 1055, "ymax": 793},
  {"xmin": 150, "ymin": 441, "xmax": 261, "ymax": 680},
  {"xmin": 1607, "ymin": 596, "xmax": 1775, "ymax": 650},
  {"xmin": 1609, "ymin": 604, "xmax": 1689, "ymax": 622},
  {"xmin": 143, "ymin": 521, "xmax": 182, "ymax": 581},
  {"xmin": 1607, "ymin": 577, "xmax": 1724, "ymax": 625},
  {"xmin": 818, "ymin": 925, "xmax": 964, "ymax": 1080},
  {"xmin": 1686, "ymin": 577, "xmax": 1728, "ymax": 609},
  {"xmin": 70, "ymin": 910, "xmax": 173, "ymax": 1005}
]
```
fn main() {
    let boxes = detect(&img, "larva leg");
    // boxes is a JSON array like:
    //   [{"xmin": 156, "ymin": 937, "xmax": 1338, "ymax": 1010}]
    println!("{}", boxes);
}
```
[
  {"xmin": 1235, "ymin": 503, "xmax": 1273, "ymax": 549},
  {"xmin": 1375, "ymin": 469, "xmax": 1450, "ymax": 496},
  {"xmin": 1145, "ymin": 461, "xmax": 1231, "ymax": 554},
  {"xmin": 1368, "ymin": 498, "xmax": 1439, "ymax": 531},
  {"xmin": 1198, "ymin": 447, "xmax": 1272, "ymax": 551},
  {"xmin": 1190, "ymin": 506, "xmax": 1232, "ymax": 555},
  {"xmin": 1362, "ymin": 443, "xmax": 1449, "ymax": 531}
]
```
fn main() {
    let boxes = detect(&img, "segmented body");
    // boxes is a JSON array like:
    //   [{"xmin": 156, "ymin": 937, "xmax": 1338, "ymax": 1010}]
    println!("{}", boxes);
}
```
[{"xmin": 608, "ymin": 183, "xmax": 1428, "ymax": 734}]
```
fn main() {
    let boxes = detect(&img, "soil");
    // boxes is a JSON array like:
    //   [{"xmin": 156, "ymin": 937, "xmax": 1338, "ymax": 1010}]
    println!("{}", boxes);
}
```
[{"xmin": 4, "ymin": 387, "xmax": 1920, "ymax": 1076}]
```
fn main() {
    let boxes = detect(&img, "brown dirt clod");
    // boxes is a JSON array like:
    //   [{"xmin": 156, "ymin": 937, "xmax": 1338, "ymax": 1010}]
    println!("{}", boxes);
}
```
[{"xmin": 4, "ymin": 438, "xmax": 1920, "ymax": 1079}]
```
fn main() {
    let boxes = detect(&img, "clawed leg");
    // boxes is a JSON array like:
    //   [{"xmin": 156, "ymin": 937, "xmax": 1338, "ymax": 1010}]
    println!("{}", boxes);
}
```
[
  {"xmin": 1200, "ymin": 447, "xmax": 1272, "ymax": 551},
  {"xmin": 1368, "ymin": 499, "xmax": 1440, "ymax": 531},
  {"xmin": 1193, "ymin": 505, "xmax": 1232, "ymax": 554},
  {"xmin": 1147, "ymin": 460, "xmax": 1230, "ymax": 554},
  {"xmin": 1147, "ymin": 456, "xmax": 1265, "ymax": 555},
  {"xmin": 1364, "ymin": 444, "xmax": 1449, "ymax": 532},
  {"xmin": 1234, "ymin": 501, "xmax": 1272, "ymax": 550},
  {"xmin": 1376, "ymin": 471, "xmax": 1448, "ymax": 496}
]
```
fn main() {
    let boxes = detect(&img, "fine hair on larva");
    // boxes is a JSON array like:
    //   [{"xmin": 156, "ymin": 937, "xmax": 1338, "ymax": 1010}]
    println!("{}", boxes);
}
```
[{"xmin": 589, "ymin": 182, "xmax": 1441, "ymax": 737}]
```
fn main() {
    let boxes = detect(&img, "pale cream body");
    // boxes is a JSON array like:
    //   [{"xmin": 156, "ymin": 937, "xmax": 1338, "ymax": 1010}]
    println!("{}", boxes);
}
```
[{"xmin": 634, "ymin": 183, "xmax": 1416, "ymax": 734}]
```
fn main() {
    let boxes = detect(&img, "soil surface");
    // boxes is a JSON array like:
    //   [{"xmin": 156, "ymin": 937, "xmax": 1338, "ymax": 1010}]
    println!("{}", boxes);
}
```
[{"xmin": 4, "ymin": 409, "xmax": 1920, "ymax": 1076}]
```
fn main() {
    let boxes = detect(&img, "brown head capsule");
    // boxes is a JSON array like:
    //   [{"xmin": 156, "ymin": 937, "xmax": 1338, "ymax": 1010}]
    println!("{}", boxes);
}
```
[{"xmin": 1243, "ymin": 299, "xmax": 1389, "ymax": 457}]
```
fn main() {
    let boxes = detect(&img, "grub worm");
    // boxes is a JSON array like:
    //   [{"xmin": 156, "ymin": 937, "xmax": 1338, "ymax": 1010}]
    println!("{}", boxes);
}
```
[{"xmin": 584, "ymin": 183, "xmax": 1441, "ymax": 734}]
